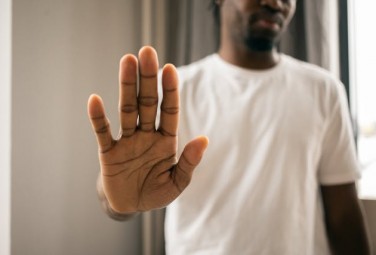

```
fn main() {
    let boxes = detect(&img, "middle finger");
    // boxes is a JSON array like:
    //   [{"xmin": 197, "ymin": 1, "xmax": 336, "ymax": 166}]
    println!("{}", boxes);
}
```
[{"xmin": 138, "ymin": 46, "xmax": 159, "ymax": 132}]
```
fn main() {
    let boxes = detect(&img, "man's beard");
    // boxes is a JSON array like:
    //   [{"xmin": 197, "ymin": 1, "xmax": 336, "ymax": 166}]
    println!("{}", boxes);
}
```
[{"xmin": 244, "ymin": 36, "xmax": 275, "ymax": 52}]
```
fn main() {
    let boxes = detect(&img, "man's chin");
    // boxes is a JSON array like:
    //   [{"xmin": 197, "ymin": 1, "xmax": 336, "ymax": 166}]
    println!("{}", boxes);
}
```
[{"xmin": 244, "ymin": 37, "xmax": 275, "ymax": 52}]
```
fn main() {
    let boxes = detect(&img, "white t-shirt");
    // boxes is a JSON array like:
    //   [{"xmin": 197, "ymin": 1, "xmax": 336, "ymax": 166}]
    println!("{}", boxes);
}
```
[{"xmin": 164, "ymin": 54, "xmax": 360, "ymax": 255}]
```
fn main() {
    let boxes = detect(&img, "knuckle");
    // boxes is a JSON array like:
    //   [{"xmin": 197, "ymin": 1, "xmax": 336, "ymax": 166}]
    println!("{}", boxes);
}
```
[
  {"xmin": 95, "ymin": 123, "xmax": 109, "ymax": 134},
  {"xmin": 90, "ymin": 115, "xmax": 105, "ymax": 121},
  {"xmin": 164, "ymin": 88, "xmax": 177, "ymax": 93},
  {"xmin": 120, "ymin": 104, "xmax": 137, "ymax": 113},
  {"xmin": 122, "ymin": 127, "xmax": 135, "ymax": 137},
  {"xmin": 161, "ymin": 106, "xmax": 179, "ymax": 115},
  {"xmin": 140, "ymin": 73, "xmax": 157, "ymax": 79},
  {"xmin": 138, "ymin": 96, "xmax": 158, "ymax": 107},
  {"xmin": 182, "ymin": 153, "xmax": 195, "ymax": 168},
  {"xmin": 174, "ymin": 165, "xmax": 191, "ymax": 191},
  {"xmin": 140, "ymin": 121, "xmax": 155, "ymax": 132},
  {"xmin": 100, "ymin": 140, "xmax": 116, "ymax": 154},
  {"xmin": 159, "ymin": 127, "xmax": 177, "ymax": 137},
  {"xmin": 121, "ymin": 81, "xmax": 136, "ymax": 87}
]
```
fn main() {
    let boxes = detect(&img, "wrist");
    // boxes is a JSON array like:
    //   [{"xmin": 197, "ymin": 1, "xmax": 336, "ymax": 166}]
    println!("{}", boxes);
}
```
[{"xmin": 96, "ymin": 173, "xmax": 138, "ymax": 221}]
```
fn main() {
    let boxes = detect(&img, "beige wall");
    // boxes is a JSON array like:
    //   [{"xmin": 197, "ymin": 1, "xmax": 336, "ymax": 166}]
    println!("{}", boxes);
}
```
[
  {"xmin": 0, "ymin": 0, "xmax": 12, "ymax": 253},
  {"xmin": 10, "ymin": 0, "xmax": 142, "ymax": 254}
]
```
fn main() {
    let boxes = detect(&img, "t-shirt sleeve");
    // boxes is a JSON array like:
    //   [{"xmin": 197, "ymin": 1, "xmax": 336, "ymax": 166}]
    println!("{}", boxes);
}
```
[{"xmin": 318, "ymin": 79, "xmax": 361, "ymax": 185}]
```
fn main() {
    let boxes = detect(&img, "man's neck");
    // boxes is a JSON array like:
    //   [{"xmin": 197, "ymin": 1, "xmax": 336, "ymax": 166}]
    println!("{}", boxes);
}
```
[{"xmin": 218, "ymin": 43, "xmax": 280, "ymax": 70}]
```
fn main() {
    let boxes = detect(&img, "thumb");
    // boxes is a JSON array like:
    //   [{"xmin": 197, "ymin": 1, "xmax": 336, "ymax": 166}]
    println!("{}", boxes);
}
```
[{"xmin": 173, "ymin": 136, "xmax": 209, "ymax": 192}]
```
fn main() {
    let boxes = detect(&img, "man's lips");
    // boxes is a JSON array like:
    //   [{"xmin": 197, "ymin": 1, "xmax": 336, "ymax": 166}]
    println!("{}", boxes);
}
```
[
  {"xmin": 250, "ymin": 12, "xmax": 284, "ymax": 31},
  {"xmin": 254, "ymin": 18, "xmax": 281, "ymax": 31}
]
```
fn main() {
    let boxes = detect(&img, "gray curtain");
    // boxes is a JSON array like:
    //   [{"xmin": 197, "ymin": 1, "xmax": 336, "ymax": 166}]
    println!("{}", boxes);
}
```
[
  {"xmin": 164, "ymin": 0, "xmax": 217, "ymax": 66},
  {"xmin": 280, "ymin": 0, "xmax": 340, "ymax": 76},
  {"xmin": 142, "ymin": 1, "xmax": 341, "ymax": 254},
  {"xmin": 163, "ymin": 0, "xmax": 340, "ymax": 75}
]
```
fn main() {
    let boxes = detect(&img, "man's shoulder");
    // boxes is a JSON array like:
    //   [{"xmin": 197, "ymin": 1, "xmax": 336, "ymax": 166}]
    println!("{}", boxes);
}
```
[
  {"xmin": 282, "ymin": 55, "xmax": 337, "ymax": 82},
  {"xmin": 283, "ymin": 55, "xmax": 346, "ymax": 103}
]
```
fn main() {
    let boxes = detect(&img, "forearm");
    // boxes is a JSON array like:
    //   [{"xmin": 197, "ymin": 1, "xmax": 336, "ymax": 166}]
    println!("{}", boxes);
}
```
[
  {"xmin": 326, "ymin": 203, "xmax": 371, "ymax": 254},
  {"xmin": 96, "ymin": 174, "xmax": 138, "ymax": 221},
  {"xmin": 321, "ymin": 184, "xmax": 371, "ymax": 255},
  {"xmin": 326, "ymin": 209, "xmax": 370, "ymax": 254}
]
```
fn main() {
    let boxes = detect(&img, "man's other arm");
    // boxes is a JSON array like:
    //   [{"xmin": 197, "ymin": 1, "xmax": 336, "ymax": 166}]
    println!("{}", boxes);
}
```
[{"xmin": 321, "ymin": 182, "xmax": 371, "ymax": 255}]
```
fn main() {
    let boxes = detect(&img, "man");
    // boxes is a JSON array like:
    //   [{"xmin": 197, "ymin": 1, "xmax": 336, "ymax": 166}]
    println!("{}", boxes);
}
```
[{"xmin": 88, "ymin": 0, "xmax": 371, "ymax": 254}]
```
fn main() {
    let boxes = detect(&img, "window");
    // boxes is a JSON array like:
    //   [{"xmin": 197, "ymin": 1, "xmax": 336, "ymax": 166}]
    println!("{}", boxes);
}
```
[{"xmin": 349, "ymin": 0, "xmax": 376, "ymax": 198}]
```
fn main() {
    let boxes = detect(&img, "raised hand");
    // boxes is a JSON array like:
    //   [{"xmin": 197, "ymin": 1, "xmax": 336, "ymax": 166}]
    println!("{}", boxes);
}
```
[{"xmin": 88, "ymin": 46, "xmax": 208, "ymax": 214}]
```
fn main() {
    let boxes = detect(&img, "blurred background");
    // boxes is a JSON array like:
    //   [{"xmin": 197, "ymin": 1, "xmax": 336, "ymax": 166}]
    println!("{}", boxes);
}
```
[{"xmin": 1, "ymin": 0, "xmax": 376, "ymax": 254}]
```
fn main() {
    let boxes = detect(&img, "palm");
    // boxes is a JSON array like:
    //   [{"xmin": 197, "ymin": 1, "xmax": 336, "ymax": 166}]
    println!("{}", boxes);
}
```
[
  {"xmin": 88, "ymin": 47, "xmax": 208, "ymax": 213},
  {"xmin": 100, "ymin": 132, "xmax": 179, "ymax": 212}
]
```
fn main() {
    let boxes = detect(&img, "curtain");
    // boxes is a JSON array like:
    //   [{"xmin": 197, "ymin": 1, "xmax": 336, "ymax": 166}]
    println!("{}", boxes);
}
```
[
  {"xmin": 280, "ymin": 0, "xmax": 340, "ymax": 77},
  {"xmin": 141, "ymin": 1, "xmax": 341, "ymax": 254},
  {"xmin": 161, "ymin": 0, "xmax": 341, "ymax": 74},
  {"xmin": 164, "ymin": 0, "xmax": 217, "ymax": 66}
]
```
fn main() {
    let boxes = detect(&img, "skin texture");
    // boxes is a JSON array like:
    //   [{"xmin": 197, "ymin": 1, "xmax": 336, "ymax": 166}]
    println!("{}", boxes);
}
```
[
  {"xmin": 321, "ymin": 183, "xmax": 371, "ymax": 254},
  {"xmin": 88, "ymin": 47, "xmax": 208, "ymax": 214},
  {"xmin": 89, "ymin": 0, "xmax": 371, "ymax": 253},
  {"xmin": 218, "ymin": 0, "xmax": 296, "ymax": 69}
]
